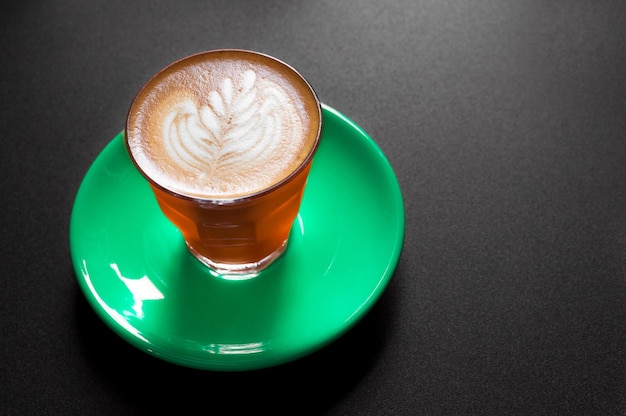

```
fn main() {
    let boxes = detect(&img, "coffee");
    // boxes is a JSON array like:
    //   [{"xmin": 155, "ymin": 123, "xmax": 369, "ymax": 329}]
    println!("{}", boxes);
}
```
[
  {"xmin": 126, "ymin": 50, "xmax": 320, "ymax": 199},
  {"xmin": 125, "ymin": 50, "xmax": 322, "ymax": 274}
]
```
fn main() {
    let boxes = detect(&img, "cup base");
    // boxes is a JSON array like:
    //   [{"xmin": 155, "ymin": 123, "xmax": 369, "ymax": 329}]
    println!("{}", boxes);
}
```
[{"xmin": 186, "ymin": 239, "xmax": 288, "ymax": 278}]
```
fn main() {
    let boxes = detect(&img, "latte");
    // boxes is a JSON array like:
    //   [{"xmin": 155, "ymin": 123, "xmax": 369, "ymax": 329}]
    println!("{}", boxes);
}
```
[
  {"xmin": 126, "ymin": 50, "xmax": 320, "ymax": 199},
  {"xmin": 125, "ymin": 50, "xmax": 322, "ymax": 274}
]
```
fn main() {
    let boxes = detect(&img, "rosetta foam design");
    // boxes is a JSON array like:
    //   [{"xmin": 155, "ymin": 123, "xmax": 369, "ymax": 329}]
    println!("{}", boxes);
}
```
[
  {"xmin": 127, "ymin": 52, "xmax": 317, "ymax": 199},
  {"xmin": 162, "ymin": 70, "xmax": 293, "ymax": 190}
]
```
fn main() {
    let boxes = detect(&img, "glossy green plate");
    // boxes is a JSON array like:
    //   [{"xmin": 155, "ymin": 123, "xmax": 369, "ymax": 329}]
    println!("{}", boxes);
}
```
[{"xmin": 70, "ymin": 104, "xmax": 404, "ymax": 371}]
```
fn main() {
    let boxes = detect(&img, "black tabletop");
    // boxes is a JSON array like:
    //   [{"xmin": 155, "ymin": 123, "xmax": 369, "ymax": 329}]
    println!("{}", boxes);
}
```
[{"xmin": 3, "ymin": 1, "xmax": 626, "ymax": 415}]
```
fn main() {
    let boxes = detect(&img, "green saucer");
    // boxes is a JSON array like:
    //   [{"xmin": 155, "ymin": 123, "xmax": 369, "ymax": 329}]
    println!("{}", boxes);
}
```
[{"xmin": 70, "ymin": 104, "xmax": 405, "ymax": 371}]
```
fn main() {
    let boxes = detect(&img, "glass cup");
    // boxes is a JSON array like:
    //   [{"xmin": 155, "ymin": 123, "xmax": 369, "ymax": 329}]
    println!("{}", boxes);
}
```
[{"xmin": 125, "ymin": 49, "xmax": 323, "ymax": 276}]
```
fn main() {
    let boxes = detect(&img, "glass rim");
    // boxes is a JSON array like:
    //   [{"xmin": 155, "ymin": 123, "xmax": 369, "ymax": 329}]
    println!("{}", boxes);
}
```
[{"xmin": 124, "ymin": 48, "xmax": 323, "ymax": 204}]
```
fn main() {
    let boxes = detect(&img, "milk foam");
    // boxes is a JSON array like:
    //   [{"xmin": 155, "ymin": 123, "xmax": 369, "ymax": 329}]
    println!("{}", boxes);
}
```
[{"xmin": 127, "ymin": 53, "xmax": 318, "ymax": 199}]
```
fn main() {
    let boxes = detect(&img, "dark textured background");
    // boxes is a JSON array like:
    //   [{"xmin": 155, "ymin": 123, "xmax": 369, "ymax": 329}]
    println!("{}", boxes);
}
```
[{"xmin": 2, "ymin": 1, "xmax": 626, "ymax": 414}]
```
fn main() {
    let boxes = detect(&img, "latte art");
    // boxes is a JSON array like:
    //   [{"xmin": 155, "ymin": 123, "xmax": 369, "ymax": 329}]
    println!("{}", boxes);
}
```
[
  {"xmin": 161, "ymin": 70, "xmax": 303, "ymax": 196},
  {"xmin": 127, "ymin": 50, "xmax": 320, "ymax": 200}
]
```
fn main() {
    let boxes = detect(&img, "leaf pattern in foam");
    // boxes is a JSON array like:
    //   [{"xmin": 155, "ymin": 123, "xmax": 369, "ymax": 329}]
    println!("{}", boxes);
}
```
[
  {"xmin": 162, "ymin": 69, "xmax": 290, "ymax": 182},
  {"xmin": 162, "ymin": 97, "xmax": 220, "ymax": 174}
]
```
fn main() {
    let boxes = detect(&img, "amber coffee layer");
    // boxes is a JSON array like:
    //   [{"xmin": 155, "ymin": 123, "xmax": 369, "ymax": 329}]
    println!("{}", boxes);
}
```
[{"xmin": 126, "ymin": 50, "xmax": 321, "ymax": 199}]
